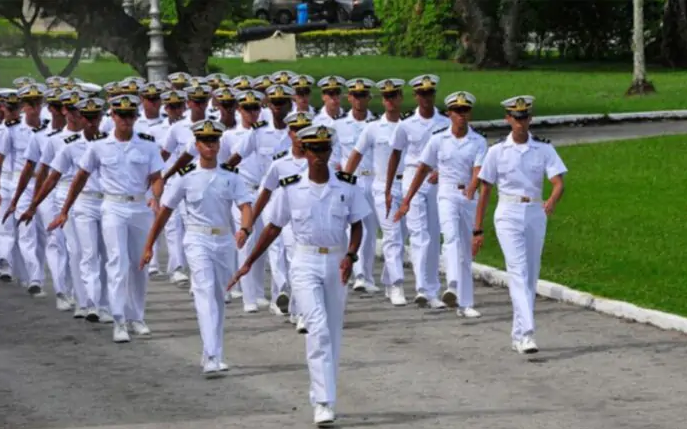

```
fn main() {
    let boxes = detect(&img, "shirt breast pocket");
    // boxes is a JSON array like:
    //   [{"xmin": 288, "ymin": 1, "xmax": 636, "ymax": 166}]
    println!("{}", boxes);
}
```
[
  {"xmin": 408, "ymin": 134, "xmax": 423, "ymax": 155},
  {"xmin": 127, "ymin": 151, "xmax": 149, "ymax": 173},
  {"xmin": 292, "ymin": 208, "xmax": 313, "ymax": 235},
  {"xmin": 101, "ymin": 155, "xmax": 119, "ymax": 169},
  {"xmin": 524, "ymin": 155, "xmax": 545, "ymax": 176},
  {"xmin": 329, "ymin": 202, "xmax": 349, "ymax": 228}
]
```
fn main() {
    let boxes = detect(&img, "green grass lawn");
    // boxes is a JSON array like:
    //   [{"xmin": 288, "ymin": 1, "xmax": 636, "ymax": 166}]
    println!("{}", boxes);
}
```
[
  {"xmin": 473, "ymin": 135, "xmax": 687, "ymax": 316},
  {"xmin": 1, "ymin": 57, "xmax": 687, "ymax": 120}
]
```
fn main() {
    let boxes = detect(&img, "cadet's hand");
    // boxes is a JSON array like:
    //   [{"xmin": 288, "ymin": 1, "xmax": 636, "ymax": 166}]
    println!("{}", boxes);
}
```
[
  {"xmin": 147, "ymin": 198, "xmax": 160, "ymax": 214},
  {"xmin": 384, "ymin": 190, "xmax": 392, "ymax": 218},
  {"xmin": 393, "ymin": 200, "xmax": 410, "ymax": 223},
  {"xmin": 543, "ymin": 199, "xmax": 556, "ymax": 216},
  {"xmin": 428, "ymin": 170, "xmax": 439, "ymax": 184},
  {"xmin": 139, "ymin": 246, "xmax": 154, "ymax": 270},
  {"xmin": 340, "ymin": 255, "xmax": 353, "ymax": 285},
  {"xmin": 18, "ymin": 207, "xmax": 36, "ymax": 226},
  {"xmin": 472, "ymin": 235, "xmax": 484, "ymax": 257},
  {"xmin": 2, "ymin": 203, "xmax": 16, "ymax": 224},
  {"xmin": 227, "ymin": 263, "xmax": 251, "ymax": 291},
  {"xmin": 47, "ymin": 212, "xmax": 68, "ymax": 232},
  {"xmin": 235, "ymin": 229, "xmax": 248, "ymax": 249},
  {"xmin": 464, "ymin": 186, "xmax": 476, "ymax": 201}
]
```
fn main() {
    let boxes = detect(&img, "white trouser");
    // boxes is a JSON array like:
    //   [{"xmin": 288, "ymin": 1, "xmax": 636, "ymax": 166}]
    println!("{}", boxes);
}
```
[
  {"xmin": 231, "ymin": 189, "xmax": 266, "ymax": 306},
  {"xmin": 372, "ymin": 179, "xmax": 406, "ymax": 286},
  {"xmin": 145, "ymin": 189, "xmax": 161, "ymax": 273},
  {"xmin": 15, "ymin": 181, "xmax": 46, "ymax": 287},
  {"xmin": 282, "ymin": 223, "xmax": 298, "ymax": 314},
  {"xmin": 184, "ymin": 231, "xmax": 234, "ymax": 360},
  {"xmin": 402, "ymin": 168, "xmax": 441, "ymax": 297},
  {"xmin": 438, "ymin": 186, "xmax": 477, "ymax": 308},
  {"xmin": 494, "ymin": 201, "xmax": 547, "ymax": 340},
  {"xmin": 262, "ymin": 199, "xmax": 289, "ymax": 303},
  {"xmin": 38, "ymin": 192, "xmax": 70, "ymax": 296},
  {"xmin": 351, "ymin": 175, "xmax": 377, "ymax": 284},
  {"xmin": 291, "ymin": 245, "xmax": 348, "ymax": 407},
  {"xmin": 164, "ymin": 203, "xmax": 187, "ymax": 273},
  {"xmin": 101, "ymin": 201, "xmax": 153, "ymax": 323},
  {"xmin": 0, "ymin": 177, "xmax": 17, "ymax": 277},
  {"xmin": 56, "ymin": 189, "xmax": 87, "ymax": 308},
  {"xmin": 73, "ymin": 193, "xmax": 109, "ymax": 310}
]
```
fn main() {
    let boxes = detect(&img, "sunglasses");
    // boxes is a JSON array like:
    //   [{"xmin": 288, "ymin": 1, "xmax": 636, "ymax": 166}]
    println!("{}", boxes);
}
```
[{"xmin": 303, "ymin": 143, "xmax": 332, "ymax": 152}]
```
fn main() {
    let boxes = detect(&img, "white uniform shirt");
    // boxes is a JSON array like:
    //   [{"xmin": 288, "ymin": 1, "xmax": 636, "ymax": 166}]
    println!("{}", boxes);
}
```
[
  {"xmin": 99, "ymin": 113, "xmax": 114, "ymax": 134},
  {"xmin": 235, "ymin": 122, "xmax": 290, "ymax": 180},
  {"xmin": 162, "ymin": 164, "xmax": 252, "ymax": 228},
  {"xmin": 134, "ymin": 115, "xmax": 165, "ymax": 134},
  {"xmin": 162, "ymin": 117, "xmax": 195, "ymax": 159},
  {"xmin": 478, "ymin": 133, "xmax": 568, "ymax": 200},
  {"xmin": 290, "ymin": 104, "xmax": 316, "ymax": 116},
  {"xmin": 0, "ymin": 119, "xmax": 40, "ymax": 180},
  {"xmin": 79, "ymin": 133, "xmax": 165, "ymax": 198},
  {"xmin": 184, "ymin": 126, "xmax": 235, "ymax": 164},
  {"xmin": 332, "ymin": 110, "xmax": 375, "ymax": 174},
  {"xmin": 312, "ymin": 107, "xmax": 345, "ymax": 127},
  {"xmin": 390, "ymin": 107, "xmax": 451, "ymax": 169},
  {"xmin": 269, "ymin": 168, "xmax": 371, "ymax": 247},
  {"xmin": 40, "ymin": 128, "xmax": 82, "ymax": 168},
  {"xmin": 354, "ymin": 113, "xmax": 402, "ymax": 180},
  {"xmin": 51, "ymin": 134, "xmax": 103, "ymax": 193},
  {"xmin": 419, "ymin": 126, "xmax": 488, "ymax": 187},
  {"xmin": 260, "ymin": 149, "xmax": 307, "ymax": 192},
  {"xmin": 225, "ymin": 123, "xmax": 262, "ymax": 189}
]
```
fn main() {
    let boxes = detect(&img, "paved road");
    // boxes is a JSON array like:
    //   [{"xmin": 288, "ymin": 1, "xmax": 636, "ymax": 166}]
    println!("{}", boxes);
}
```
[{"xmin": 2, "ymin": 253, "xmax": 686, "ymax": 429}]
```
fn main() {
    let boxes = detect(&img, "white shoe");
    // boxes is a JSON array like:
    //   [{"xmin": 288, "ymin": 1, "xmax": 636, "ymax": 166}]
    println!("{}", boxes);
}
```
[
  {"xmin": 289, "ymin": 314, "xmax": 298, "ymax": 325},
  {"xmin": 275, "ymin": 292, "xmax": 290, "ymax": 314},
  {"xmin": 230, "ymin": 288, "xmax": 243, "ymax": 299},
  {"xmin": 170, "ymin": 269, "xmax": 190, "ymax": 287},
  {"xmin": 219, "ymin": 361, "xmax": 229, "ymax": 372},
  {"xmin": 99, "ymin": 309, "xmax": 114, "ymax": 324},
  {"xmin": 388, "ymin": 285, "xmax": 407, "ymax": 306},
  {"xmin": 224, "ymin": 291, "xmax": 232, "ymax": 303},
  {"xmin": 243, "ymin": 303, "xmax": 259, "ymax": 313},
  {"xmin": 256, "ymin": 298, "xmax": 270, "ymax": 309},
  {"xmin": 85, "ymin": 308, "xmax": 100, "ymax": 322},
  {"xmin": 129, "ymin": 321, "xmax": 151, "ymax": 336},
  {"xmin": 203, "ymin": 357, "xmax": 223, "ymax": 379},
  {"xmin": 352, "ymin": 277, "xmax": 366, "ymax": 292},
  {"xmin": 296, "ymin": 316, "xmax": 307, "ymax": 334},
  {"xmin": 441, "ymin": 288, "xmax": 458, "ymax": 308},
  {"xmin": 113, "ymin": 322, "xmax": 130, "ymax": 343},
  {"xmin": 148, "ymin": 267, "xmax": 160, "ymax": 277},
  {"xmin": 313, "ymin": 403, "xmax": 335, "ymax": 427},
  {"xmin": 414, "ymin": 293, "xmax": 428, "ymax": 307},
  {"xmin": 458, "ymin": 307, "xmax": 481, "ymax": 318},
  {"xmin": 365, "ymin": 282, "xmax": 381, "ymax": 294},
  {"xmin": 515, "ymin": 336, "xmax": 539, "ymax": 354},
  {"xmin": 55, "ymin": 294, "xmax": 73, "ymax": 311},
  {"xmin": 428, "ymin": 298, "xmax": 447, "ymax": 309},
  {"xmin": 73, "ymin": 307, "xmax": 88, "ymax": 319}
]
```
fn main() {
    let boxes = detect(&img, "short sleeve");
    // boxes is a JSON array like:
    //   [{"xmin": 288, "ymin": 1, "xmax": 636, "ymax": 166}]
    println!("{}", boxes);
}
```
[
  {"xmin": 78, "ymin": 145, "xmax": 99, "ymax": 174},
  {"xmin": 50, "ymin": 145, "xmax": 72, "ymax": 174},
  {"xmin": 236, "ymin": 129, "xmax": 256, "ymax": 158},
  {"xmin": 24, "ymin": 134, "xmax": 43, "ymax": 163},
  {"xmin": 160, "ymin": 174, "xmax": 185, "ymax": 209},
  {"xmin": 330, "ymin": 135, "xmax": 342, "ymax": 168},
  {"xmin": 268, "ymin": 187, "xmax": 292, "ymax": 228},
  {"xmin": 0, "ymin": 128, "xmax": 11, "ymax": 156},
  {"xmin": 418, "ymin": 135, "xmax": 439, "ymax": 169},
  {"xmin": 148, "ymin": 147, "xmax": 165, "ymax": 175},
  {"xmin": 231, "ymin": 175, "xmax": 252, "ymax": 207},
  {"xmin": 353, "ymin": 124, "xmax": 373, "ymax": 154},
  {"xmin": 39, "ymin": 138, "xmax": 56, "ymax": 166},
  {"xmin": 162, "ymin": 125, "xmax": 178, "ymax": 154},
  {"xmin": 477, "ymin": 145, "xmax": 499, "ymax": 185},
  {"xmin": 474, "ymin": 138, "xmax": 488, "ymax": 168},
  {"xmin": 389, "ymin": 121, "xmax": 409, "ymax": 151},
  {"xmin": 347, "ymin": 185, "xmax": 371, "ymax": 224},
  {"xmin": 545, "ymin": 146, "xmax": 567, "ymax": 179},
  {"xmin": 260, "ymin": 161, "xmax": 280, "ymax": 191}
]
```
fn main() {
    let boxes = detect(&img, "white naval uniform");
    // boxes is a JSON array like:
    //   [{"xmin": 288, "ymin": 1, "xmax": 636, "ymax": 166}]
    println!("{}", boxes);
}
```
[
  {"xmin": 477, "ymin": 133, "xmax": 567, "ymax": 341},
  {"xmin": 333, "ymin": 110, "xmax": 376, "ymax": 287},
  {"xmin": 162, "ymin": 163, "xmax": 251, "ymax": 362},
  {"xmin": 354, "ymin": 112, "xmax": 407, "ymax": 288},
  {"xmin": 235, "ymin": 121, "xmax": 291, "ymax": 305},
  {"xmin": 41, "ymin": 132, "xmax": 89, "ymax": 309},
  {"xmin": 51, "ymin": 133, "xmax": 110, "ymax": 313},
  {"xmin": 419, "ymin": 126, "xmax": 487, "ymax": 308},
  {"xmin": 0, "ymin": 118, "xmax": 48, "ymax": 289},
  {"xmin": 24, "ymin": 125, "xmax": 71, "ymax": 298},
  {"xmin": 78, "ymin": 132, "xmax": 165, "ymax": 324},
  {"xmin": 269, "ymin": 167, "xmax": 370, "ymax": 407},
  {"xmin": 390, "ymin": 107, "xmax": 450, "ymax": 299}
]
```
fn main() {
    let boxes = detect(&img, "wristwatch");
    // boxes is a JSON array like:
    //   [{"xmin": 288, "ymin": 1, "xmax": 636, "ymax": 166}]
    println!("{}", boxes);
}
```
[
  {"xmin": 472, "ymin": 229, "xmax": 484, "ymax": 237},
  {"xmin": 240, "ymin": 227, "xmax": 252, "ymax": 236},
  {"xmin": 346, "ymin": 252, "xmax": 359, "ymax": 263}
]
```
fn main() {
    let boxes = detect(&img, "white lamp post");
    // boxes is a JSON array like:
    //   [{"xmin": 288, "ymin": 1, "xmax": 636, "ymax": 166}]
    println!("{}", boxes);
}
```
[{"xmin": 146, "ymin": 0, "xmax": 169, "ymax": 82}]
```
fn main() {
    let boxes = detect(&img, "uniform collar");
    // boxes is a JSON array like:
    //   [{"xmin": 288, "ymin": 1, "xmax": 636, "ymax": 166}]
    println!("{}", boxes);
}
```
[
  {"xmin": 503, "ymin": 132, "xmax": 536, "ymax": 151},
  {"xmin": 296, "ymin": 167, "xmax": 341, "ymax": 200},
  {"xmin": 345, "ymin": 109, "xmax": 372, "ymax": 122}
]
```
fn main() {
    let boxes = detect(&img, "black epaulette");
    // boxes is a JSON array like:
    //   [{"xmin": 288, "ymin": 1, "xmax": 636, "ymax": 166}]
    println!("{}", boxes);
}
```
[
  {"xmin": 432, "ymin": 126, "xmax": 448, "ymax": 135},
  {"xmin": 272, "ymin": 150, "xmax": 288, "ymax": 161},
  {"xmin": 312, "ymin": 107, "xmax": 320, "ymax": 115},
  {"xmin": 335, "ymin": 171, "xmax": 357, "ymax": 185},
  {"xmin": 532, "ymin": 135, "xmax": 551, "ymax": 144},
  {"xmin": 64, "ymin": 134, "xmax": 80, "ymax": 144},
  {"xmin": 208, "ymin": 114, "xmax": 217, "ymax": 121},
  {"xmin": 90, "ymin": 132, "xmax": 108, "ymax": 141},
  {"xmin": 251, "ymin": 120, "xmax": 267, "ymax": 130},
  {"xmin": 42, "ymin": 118, "xmax": 50, "ymax": 125},
  {"xmin": 400, "ymin": 110, "xmax": 414, "ymax": 120},
  {"xmin": 473, "ymin": 128, "xmax": 487, "ymax": 138},
  {"xmin": 279, "ymin": 174, "xmax": 301, "ymax": 187},
  {"xmin": 32, "ymin": 123, "xmax": 48, "ymax": 133},
  {"xmin": 161, "ymin": 112, "xmax": 168, "ymax": 118},
  {"xmin": 366, "ymin": 112, "xmax": 380, "ymax": 123},
  {"xmin": 178, "ymin": 163, "xmax": 196, "ymax": 176},
  {"xmin": 47, "ymin": 128, "xmax": 63, "ymax": 137},
  {"xmin": 4, "ymin": 119, "xmax": 19, "ymax": 127},
  {"xmin": 209, "ymin": 107, "xmax": 218, "ymax": 113},
  {"xmin": 137, "ymin": 132, "xmax": 155, "ymax": 142},
  {"xmin": 220, "ymin": 162, "xmax": 238, "ymax": 173}
]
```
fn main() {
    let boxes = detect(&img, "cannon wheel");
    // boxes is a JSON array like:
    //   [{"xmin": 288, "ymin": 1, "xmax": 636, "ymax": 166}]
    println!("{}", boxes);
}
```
[{"xmin": 275, "ymin": 9, "xmax": 293, "ymax": 25}]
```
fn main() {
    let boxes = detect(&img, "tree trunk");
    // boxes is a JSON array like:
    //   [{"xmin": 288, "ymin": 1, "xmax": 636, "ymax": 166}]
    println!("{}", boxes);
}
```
[
  {"xmin": 661, "ymin": 0, "xmax": 687, "ymax": 67},
  {"xmin": 627, "ymin": 0, "xmax": 655, "ymax": 95}
]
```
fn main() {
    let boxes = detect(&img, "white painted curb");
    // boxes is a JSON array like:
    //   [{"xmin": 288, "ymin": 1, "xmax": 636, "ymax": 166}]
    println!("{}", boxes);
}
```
[
  {"xmin": 374, "ymin": 239, "xmax": 687, "ymax": 334},
  {"xmin": 471, "ymin": 110, "xmax": 687, "ymax": 130}
]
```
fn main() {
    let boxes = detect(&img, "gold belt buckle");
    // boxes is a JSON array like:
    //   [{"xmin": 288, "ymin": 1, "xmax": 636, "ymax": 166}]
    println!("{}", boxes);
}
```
[
  {"xmin": 211, "ymin": 227, "xmax": 221, "ymax": 235},
  {"xmin": 317, "ymin": 247, "xmax": 329, "ymax": 254},
  {"xmin": 521, "ymin": 196, "xmax": 531, "ymax": 203}
]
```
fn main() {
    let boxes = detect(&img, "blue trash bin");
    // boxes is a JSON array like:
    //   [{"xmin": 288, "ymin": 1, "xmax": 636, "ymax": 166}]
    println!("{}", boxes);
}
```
[{"xmin": 297, "ymin": 3, "xmax": 309, "ymax": 25}]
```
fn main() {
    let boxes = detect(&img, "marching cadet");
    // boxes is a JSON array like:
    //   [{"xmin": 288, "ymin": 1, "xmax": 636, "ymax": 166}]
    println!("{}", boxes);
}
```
[
  {"xmin": 141, "ymin": 119, "xmax": 253, "ymax": 378},
  {"xmin": 48, "ymin": 94, "xmax": 165, "ymax": 343},
  {"xmin": 313, "ymin": 75, "xmax": 346, "ymax": 128},
  {"xmin": 225, "ymin": 84, "xmax": 293, "ymax": 316},
  {"xmin": 289, "ymin": 74, "xmax": 318, "ymax": 115},
  {"xmin": 335, "ymin": 78, "xmax": 379, "ymax": 294},
  {"xmin": 229, "ymin": 75, "xmax": 254, "ymax": 125},
  {"xmin": 251, "ymin": 75, "xmax": 276, "ymax": 123},
  {"xmin": 135, "ymin": 81, "xmax": 166, "ymax": 133},
  {"xmin": 271, "ymin": 70, "xmax": 297, "ymax": 109},
  {"xmin": 344, "ymin": 78, "xmax": 408, "ymax": 305},
  {"xmin": 472, "ymin": 96, "xmax": 567, "ymax": 354},
  {"xmin": 250, "ymin": 110, "xmax": 313, "ymax": 332},
  {"xmin": 395, "ymin": 91, "xmax": 486, "ymax": 317},
  {"xmin": 229, "ymin": 124, "xmax": 368, "ymax": 427},
  {"xmin": 0, "ymin": 84, "xmax": 51, "ymax": 298},
  {"xmin": 386, "ymin": 74, "xmax": 450, "ymax": 308},
  {"xmin": 4, "ymin": 87, "xmax": 70, "ymax": 310}
]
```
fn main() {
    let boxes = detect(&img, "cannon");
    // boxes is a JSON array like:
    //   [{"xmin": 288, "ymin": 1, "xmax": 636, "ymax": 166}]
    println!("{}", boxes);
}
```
[{"xmin": 236, "ymin": 22, "xmax": 328, "ymax": 43}]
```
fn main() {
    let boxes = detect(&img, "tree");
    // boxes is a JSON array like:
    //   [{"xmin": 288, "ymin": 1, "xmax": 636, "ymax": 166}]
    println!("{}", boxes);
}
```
[
  {"xmin": 627, "ymin": 0, "xmax": 656, "ymax": 95},
  {"xmin": 27, "ymin": 0, "xmax": 233, "ymax": 76},
  {"xmin": 661, "ymin": 0, "xmax": 687, "ymax": 67},
  {"xmin": 0, "ymin": 0, "xmax": 86, "ymax": 78}
]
